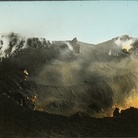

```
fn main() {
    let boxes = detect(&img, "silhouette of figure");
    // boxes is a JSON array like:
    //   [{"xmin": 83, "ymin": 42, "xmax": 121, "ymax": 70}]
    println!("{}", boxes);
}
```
[{"xmin": 113, "ymin": 107, "xmax": 120, "ymax": 117}]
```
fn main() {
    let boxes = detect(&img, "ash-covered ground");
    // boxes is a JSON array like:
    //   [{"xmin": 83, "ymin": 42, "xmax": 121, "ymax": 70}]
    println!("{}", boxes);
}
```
[{"xmin": 0, "ymin": 33, "xmax": 138, "ymax": 137}]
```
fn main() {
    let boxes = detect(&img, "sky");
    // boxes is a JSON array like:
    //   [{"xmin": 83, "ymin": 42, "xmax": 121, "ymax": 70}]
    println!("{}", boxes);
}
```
[{"xmin": 0, "ymin": 1, "xmax": 138, "ymax": 44}]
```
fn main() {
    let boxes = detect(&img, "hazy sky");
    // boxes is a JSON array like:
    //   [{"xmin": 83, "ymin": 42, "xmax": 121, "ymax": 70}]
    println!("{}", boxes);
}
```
[{"xmin": 0, "ymin": 1, "xmax": 138, "ymax": 44}]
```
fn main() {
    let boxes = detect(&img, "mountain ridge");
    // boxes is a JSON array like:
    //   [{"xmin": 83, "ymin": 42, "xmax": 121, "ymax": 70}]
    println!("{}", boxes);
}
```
[
  {"xmin": 0, "ymin": 32, "xmax": 138, "ymax": 117},
  {"xmin": 0, "ymin": 32, "xmax": 138, "ymax": 137}
]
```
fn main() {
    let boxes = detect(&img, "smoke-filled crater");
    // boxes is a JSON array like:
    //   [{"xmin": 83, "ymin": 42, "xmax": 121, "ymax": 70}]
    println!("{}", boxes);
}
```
[{"xmin": 0, "ymin": 32, "xmax": 138, "ymax": 117}]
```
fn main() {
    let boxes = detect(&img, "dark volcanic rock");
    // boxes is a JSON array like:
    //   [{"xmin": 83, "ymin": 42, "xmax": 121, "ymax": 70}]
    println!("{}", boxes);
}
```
[
  {"xmin": 0, "ymin": 33, "xmax": 138, "ymax": 137},
  {"xmin": 120, "ymin": 107, "xmax": 138, "ymax": 117},
  {"xmin": 0, "ymin": 94, "xmax": 138, "ymax": 137}
]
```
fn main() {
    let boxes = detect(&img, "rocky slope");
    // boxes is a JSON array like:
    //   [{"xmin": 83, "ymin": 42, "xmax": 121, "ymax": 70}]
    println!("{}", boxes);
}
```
[{"xmin": 0, "ymin": 32, "xmax": 138, "ymax": 137}]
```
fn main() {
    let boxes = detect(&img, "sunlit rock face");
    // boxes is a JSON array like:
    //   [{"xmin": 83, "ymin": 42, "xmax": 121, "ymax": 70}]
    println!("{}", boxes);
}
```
[{"xmin": 0, "ymin": 32, "xmax": 138, "ymax": 117}]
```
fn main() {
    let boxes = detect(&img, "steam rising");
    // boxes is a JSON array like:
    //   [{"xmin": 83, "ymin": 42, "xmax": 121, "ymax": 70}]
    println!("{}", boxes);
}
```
[
  {"xmin": 0, "ymin": 33, "xmax": 27, "ymax": 58},
  {"xmin": 66, "ymin": 42, "xmax": 73, "ymax": 51},
  {"xmin": 0, "ymin": 32, "xmax": 138, "ymax": 117},
  {"xmin": 114, "ymin": 35, "xmax": 135, "ymax": 51},
  {"xmin": 35, "ymin": 35, "xmax": 138, "ymax": 117}
]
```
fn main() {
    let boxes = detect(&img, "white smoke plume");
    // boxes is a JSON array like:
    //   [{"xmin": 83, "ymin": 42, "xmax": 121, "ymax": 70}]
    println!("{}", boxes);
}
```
[
  {"xmin": 114, "ymin": 35, "xmax": 136, "ymax": 51},
  {"xmin": 66, "ymin": 42, "xmax": 74, "ymax": 51},
  {"xmin": 0, "ymin": 34, "xmax": 10, "ymax": 58},
  {"xmin": 0, "ymin": 32, "xmax": 27, "ymax": 59}
]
